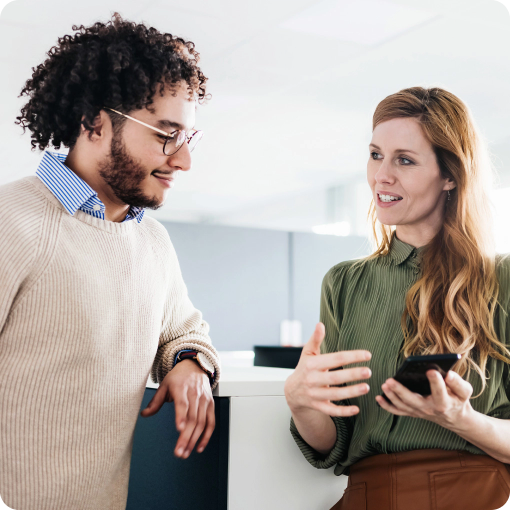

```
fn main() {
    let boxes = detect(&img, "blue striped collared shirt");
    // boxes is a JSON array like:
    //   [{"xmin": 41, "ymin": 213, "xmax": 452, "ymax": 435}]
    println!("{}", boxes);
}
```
[{"xmin": 36, "ymin": 151, "xmax": 145, "ymax": 223}]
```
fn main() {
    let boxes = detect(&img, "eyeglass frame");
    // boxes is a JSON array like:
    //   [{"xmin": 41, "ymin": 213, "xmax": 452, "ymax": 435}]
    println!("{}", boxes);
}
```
[{"xmin": 103, "ymin": 107, "xmax": 203, "ymax": 156}]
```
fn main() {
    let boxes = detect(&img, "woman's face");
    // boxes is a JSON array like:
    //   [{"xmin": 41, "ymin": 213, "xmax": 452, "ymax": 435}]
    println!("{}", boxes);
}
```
[{"xmin": 367, "ymin": 117, "xmax": 454, "ymax": 243}]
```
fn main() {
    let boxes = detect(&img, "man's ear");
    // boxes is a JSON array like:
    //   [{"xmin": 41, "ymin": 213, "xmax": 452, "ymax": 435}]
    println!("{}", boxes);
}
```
[{"xmin": 81, "ymin": 110, "xmax": 111, "ymax": 142}]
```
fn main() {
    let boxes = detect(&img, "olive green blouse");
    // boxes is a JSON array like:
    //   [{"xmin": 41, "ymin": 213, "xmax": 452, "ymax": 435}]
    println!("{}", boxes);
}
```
[{"xmin": 290, "ymin": 236, "xmax": 510, "ymax": 476}]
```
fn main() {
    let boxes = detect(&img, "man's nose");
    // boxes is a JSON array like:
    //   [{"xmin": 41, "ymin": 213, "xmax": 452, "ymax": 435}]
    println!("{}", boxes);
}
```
[{"xmin": 167, "ymin": 141, "xmax": 192, "ymax": 172}]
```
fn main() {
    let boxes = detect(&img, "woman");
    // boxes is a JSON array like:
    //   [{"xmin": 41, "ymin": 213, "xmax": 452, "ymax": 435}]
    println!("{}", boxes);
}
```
[{"xmin": 284, "ymin": 87, "xmax": 510, "ymax": 510}]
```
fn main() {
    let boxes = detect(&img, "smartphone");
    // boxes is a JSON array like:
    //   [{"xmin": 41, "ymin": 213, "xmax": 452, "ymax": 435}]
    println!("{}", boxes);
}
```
[{"xmin": 381, "ymin": 354, "xmax": 461, "ymax": 403}]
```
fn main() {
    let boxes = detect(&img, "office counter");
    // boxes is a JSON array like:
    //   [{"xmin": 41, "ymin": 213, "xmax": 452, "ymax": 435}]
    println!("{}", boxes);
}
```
[{"xmin": 127, "ymin": 364, "xmax": 347, "ymax": 510}]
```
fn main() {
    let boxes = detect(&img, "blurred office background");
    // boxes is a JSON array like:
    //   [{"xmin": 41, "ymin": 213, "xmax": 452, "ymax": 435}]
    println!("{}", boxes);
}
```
[{"xmin": 1, "ymin": 0, "xmax": 509, "ymax": 352}]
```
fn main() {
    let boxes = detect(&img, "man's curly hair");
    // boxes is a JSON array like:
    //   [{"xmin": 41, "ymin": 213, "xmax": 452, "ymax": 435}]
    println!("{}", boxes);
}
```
[{"xmin": 16, "ymin": 13, "xmax": 208, "ymax": 151}]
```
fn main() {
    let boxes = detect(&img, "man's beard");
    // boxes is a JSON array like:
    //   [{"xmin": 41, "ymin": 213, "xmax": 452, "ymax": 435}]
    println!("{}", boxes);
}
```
[{"xmin": 98, "ymin": 133, "xmax": 163, "ymax": 210}]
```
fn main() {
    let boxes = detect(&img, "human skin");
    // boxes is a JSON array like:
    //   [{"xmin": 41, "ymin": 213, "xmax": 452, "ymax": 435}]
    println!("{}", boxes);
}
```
[
  {"xmin": 65, "ymin": 82, "xmax": 194, "ymax": 222},
  {"xmin": 369, "ymin": 118, "xmax": 510, "ymax": 464},
  {"xmin": 286, "ymin": 117, "xmax": 510, "ymax": 462},
  {"xmin": 64, "ymin": 82, "xmax": 214, "ymax": 458},
  {"xmin": 367, "ymin": 117, "xmax": 454, "ymax": 248}
]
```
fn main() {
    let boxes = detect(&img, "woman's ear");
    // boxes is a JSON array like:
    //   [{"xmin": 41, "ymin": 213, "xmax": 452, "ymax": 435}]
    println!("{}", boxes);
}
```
[{"xmin": 443, "ymin": 178, "xmax": 456, "ymax": 191}]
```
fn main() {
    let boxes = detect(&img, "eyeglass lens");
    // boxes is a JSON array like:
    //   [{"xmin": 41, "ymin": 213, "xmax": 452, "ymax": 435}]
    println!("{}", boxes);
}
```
[{"xmin": 163, "ymin": 130, "xmax": 203, "ymax": 156}]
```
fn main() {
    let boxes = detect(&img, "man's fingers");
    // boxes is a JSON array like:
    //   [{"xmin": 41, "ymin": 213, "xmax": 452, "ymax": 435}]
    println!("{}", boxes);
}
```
[
  {"xmin": 140, "ymin": 387, "xmax": 168, "ymax": 418},
  {"xmin": 174, "ymin": 392, "xmax": 199, "ymax": 457},
  {"xmin": 183, "ymin": 404, "xmax": 209, "ymax": 458},
  {"xmin": 301, "ymin": 323, "xmax": 325, "ymax": 356},
  {"xmin": 173, "ymin": 392, "xmax": 190, "ymax": 432},
  {"xmin": 313, "ymin": 349, "xmax": 372, "ymax": 371},
  {"xmin": 197, "ymin": 402, "xmax": 216, "ymax": 453}
]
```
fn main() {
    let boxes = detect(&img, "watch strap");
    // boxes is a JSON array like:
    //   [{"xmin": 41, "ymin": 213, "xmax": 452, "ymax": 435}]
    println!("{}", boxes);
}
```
[{"xmin": 175, "ymin": 350, "xmax": 215, "ymax": 382}]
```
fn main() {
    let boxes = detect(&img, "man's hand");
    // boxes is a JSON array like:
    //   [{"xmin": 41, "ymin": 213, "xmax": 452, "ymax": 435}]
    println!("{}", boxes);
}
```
[{"xmin": 141, "ymin": 359, "xmax": 215, "ymax": 458}]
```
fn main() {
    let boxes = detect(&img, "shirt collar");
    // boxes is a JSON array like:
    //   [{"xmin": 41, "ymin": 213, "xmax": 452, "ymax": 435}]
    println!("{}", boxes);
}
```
[
  {"xmin": 36, "ymin": 151, "xmax": 145, "ymax": 223},
  {"xmin": 388, "ymin": 234, "xmax": 424, "ymax": 267}
]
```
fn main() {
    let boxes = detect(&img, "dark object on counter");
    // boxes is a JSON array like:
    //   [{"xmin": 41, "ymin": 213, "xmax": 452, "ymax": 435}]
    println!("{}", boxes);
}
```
[{"xmin": 253, "ymin": 345, "xmax": 302, "ymax": 369}]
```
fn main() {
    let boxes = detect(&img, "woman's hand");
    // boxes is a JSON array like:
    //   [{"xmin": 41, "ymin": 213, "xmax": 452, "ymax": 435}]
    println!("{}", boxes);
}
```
[
  {"xmin": 375, "ymin": 369, "xmax": 474, "ymax": 429},
  {"xmin": 284, "ymin": 323, "xmax": 372, "ymax": 418}
]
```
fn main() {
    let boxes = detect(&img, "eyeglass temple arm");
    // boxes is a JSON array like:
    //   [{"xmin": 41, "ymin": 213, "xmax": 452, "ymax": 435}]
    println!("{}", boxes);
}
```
[{"xmin": 103, "ymin": 107, "xmax": 173, "ymax": 137}]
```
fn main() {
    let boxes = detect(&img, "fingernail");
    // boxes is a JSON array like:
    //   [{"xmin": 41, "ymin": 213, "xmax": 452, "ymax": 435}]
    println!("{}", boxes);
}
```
[
  {"xmin": 176, "ymin": 448, "xmax": 183, "ymax": 456},
  {"xmin": 197, "ymin": 447, "xmax": 203, "ymax": 453}
]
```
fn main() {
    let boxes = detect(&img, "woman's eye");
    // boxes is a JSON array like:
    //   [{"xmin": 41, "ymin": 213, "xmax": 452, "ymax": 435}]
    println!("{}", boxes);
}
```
[
  {"xmin": 370, "ymin": 151, "xmax": 381, "ymax": 160},
  {"xmin": 157, "ymin": 135, "xmax": 167, "ymax": 142},
  {"xmin": 399, "ymin": 157, "xmax": 414, "ymax": 165}
]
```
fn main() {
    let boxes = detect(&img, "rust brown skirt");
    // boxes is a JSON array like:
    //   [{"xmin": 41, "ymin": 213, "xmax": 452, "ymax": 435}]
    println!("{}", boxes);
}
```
[{"xmin": 330, "ymin": 449, "xmax": 510, "ymax": 510}]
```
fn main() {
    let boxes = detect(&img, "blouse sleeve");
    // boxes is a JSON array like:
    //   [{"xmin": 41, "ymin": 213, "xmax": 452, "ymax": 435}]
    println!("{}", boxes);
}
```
[
  {"xmin": 496, "ymin": 255, "xmax": 510, "ymax": 418},
  {"xmin": 289, "ymin": 262, "xmax": 355, "ymax": 470}
]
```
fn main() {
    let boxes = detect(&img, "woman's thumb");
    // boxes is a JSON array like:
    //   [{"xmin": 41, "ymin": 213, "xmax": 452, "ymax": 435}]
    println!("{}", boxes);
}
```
[{"xmin": 302, "ymin": 323, "xmax": 325, "ymax": 355}]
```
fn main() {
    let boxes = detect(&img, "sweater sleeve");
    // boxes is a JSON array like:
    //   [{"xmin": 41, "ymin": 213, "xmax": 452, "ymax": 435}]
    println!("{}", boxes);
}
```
[
  {"xmin": 0, "ymin": 183, "xmax": 48, "ymax": 333},
  {"xmin": 148, "ymin": 223, "xmax": 220, "ymax": 389},
  {"xmin": 289, "ymin": 263, "xmax": 355, "ymax": 470}
]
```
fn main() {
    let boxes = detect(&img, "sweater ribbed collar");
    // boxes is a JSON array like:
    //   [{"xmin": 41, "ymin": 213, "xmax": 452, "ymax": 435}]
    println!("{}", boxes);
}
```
[{"xmin": 27, "ymin": 176, "xmax": 138, "ymax": 235}]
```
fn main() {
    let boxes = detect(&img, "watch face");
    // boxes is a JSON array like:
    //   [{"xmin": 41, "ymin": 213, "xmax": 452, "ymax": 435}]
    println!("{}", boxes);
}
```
[{"xmin": 197, "ymin": 352, "xmax": 215, "ymax": 375}]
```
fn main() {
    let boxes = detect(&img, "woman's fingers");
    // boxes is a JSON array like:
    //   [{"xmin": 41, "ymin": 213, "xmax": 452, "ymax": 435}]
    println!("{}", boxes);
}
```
[
  {"xmin": 427, "ymin": 370, "xmax": 450, "ymax": 408},
  {"xmin": 311, "ymin": 382, "xmax": 370, "ymax": 402},
  {"xmin": 380, "ymin": 383, "xmax": 417, "ymax": 414},
  {"xmin": 311, "ymin": 366, "xmax": 372, "ymax": 387},
  {"xmin": 314, "ymin": 401, "xmax": 360, "ymax": 417},
  {"xmin": 375, "ymin": 395, "xmax": 409, "ymax": 416},
  {"xmin": 444, "ymin": 370, "xmax": 473, "ymax": 400},
  {"xmin": 312, "ymin": 349, "xmax": 371, "ymax": 371}
]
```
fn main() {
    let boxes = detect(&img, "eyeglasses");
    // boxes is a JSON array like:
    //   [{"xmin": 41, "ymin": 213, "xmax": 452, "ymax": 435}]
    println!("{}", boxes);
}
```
[{"xmin": 104, "ymin": 107, "xmax": 203, "ymax": 156}]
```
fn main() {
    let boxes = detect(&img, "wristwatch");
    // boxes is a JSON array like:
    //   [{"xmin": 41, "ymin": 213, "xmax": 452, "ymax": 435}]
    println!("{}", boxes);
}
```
[{"xmin": 176, "ymin": 350, "xmax": 215, "ymax": 382}]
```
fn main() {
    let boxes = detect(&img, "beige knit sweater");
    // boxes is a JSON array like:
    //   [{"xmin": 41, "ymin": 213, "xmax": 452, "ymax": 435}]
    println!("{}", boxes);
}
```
[{"xmin": 0, "ymin": 176, "xmax": 220, "ymax": 510}]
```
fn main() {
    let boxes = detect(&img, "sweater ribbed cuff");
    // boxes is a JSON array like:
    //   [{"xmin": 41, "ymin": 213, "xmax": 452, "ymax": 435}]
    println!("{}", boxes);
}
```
[{"xmin": 152, "ymin": 340, "xmax": 221, "ymax": 390}]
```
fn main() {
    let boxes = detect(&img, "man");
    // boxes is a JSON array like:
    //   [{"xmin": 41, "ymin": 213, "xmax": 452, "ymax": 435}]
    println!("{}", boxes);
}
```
[{"xmin": 0, "ymin": 14, "xmax": 220, "ymax": 510}]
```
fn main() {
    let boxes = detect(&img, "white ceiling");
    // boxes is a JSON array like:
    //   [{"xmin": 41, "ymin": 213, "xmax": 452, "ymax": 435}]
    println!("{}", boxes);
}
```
[{"xmin": 0, "ymin": 0, "xmax": 509, "ymax": 231}]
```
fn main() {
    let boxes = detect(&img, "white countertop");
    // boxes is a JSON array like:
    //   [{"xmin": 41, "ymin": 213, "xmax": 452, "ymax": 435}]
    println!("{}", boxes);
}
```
[{"xmin": 146, "ymin": 364, "xmax": 294, "ymax": 397}]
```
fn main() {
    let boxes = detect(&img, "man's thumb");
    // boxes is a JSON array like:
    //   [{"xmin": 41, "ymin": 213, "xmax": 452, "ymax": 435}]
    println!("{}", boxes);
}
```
[{"xmin": 302, "ymin": 323, "xmax": 325, "ymax": 355}]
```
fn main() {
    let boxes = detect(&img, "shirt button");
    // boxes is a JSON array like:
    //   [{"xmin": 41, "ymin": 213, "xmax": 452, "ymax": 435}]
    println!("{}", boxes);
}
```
[{"xmin": 92, "ymin": 205, "xmax": 101, "ymax": 211}]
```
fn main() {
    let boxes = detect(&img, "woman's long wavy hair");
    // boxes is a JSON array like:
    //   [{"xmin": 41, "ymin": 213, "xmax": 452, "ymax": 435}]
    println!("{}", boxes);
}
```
[{"xmin": 369, "ymin": 87, "xmax": 510, "ymax": 394}]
